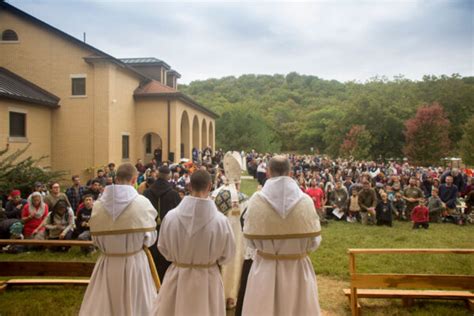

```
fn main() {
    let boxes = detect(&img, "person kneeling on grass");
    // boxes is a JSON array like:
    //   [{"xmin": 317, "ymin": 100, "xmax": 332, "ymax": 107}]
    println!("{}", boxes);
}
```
[
  {"xmin": 37, "ymin": 200, "xmax": 75, "ymax": 251},
  {"xmin": 411, "ymin": 198, "xmax": 429, "ymax": 229},
  {"xmin": 376, "ymin": 191, "xmax": 393, "ymax": 227}
]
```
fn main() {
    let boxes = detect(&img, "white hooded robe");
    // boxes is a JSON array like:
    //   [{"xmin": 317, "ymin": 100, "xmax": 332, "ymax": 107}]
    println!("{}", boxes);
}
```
[
  {"xmin": 242, "ymin": 176, "xmax": 322, "ymax": 316},
  {"xmin": 152, "ymin": 196, "xmax": 236, "ymax": 316},
  {"xmin": 79, "ymin": 185, "xmax": 158, "ymax": 316}
]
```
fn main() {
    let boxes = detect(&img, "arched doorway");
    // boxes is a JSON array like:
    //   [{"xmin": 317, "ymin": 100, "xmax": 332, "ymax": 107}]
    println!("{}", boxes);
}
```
[
  {"xmin": 181, "ymin": 111, "xmax": 190, "ymax": 159},
  {"xmin": 192, "ymin": 115, "xmax": 200, "ymax": 158},
  {"xmin": 209, "ymin": 121, "xmax": 214, "ymax": 150},
  {"xmin": 143, "ymin": 132, "xmax": 163, "ymax": 164},
  {"xmin": 202, "ymin": 118, "xmax": 208, "ymax": 149}
]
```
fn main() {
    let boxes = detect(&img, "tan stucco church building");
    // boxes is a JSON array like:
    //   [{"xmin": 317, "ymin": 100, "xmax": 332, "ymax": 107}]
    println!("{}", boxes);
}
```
[{"xmin": 0, "ymin": 2, "xmax": 217, "ymax": 179}]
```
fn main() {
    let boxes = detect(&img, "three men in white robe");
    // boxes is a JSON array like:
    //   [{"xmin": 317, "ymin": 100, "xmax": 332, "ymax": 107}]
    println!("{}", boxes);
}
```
[{"xmin": 80, "ymin": 156, "xmax": 321, "ymax": 315}]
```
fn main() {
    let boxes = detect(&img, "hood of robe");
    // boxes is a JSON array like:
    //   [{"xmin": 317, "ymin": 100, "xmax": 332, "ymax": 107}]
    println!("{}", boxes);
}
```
[
  {"xmin": 175, "ymin": 196, "xmax": 217, "ymax": 236},
  {"xmin": 259, "ymin": 176, "xmax": 305, "ymax": 219},
  {"xmin": 99, "ymin": 184, "xmax": 138, "ymax": 221}
]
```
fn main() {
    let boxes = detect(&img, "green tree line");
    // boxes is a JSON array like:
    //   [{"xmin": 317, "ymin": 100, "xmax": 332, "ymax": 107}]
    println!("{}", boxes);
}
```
[{"xmin": 180, "ymin": 73, "xmax": 474, "ymax": 165}]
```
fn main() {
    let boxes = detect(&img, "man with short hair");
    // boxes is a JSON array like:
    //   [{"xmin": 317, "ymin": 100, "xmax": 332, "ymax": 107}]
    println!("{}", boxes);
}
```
[
  {"xmin": 75, "ymin": 194, "xmax": 94, "ymax": 253},
  {"xmin": 84, "ymin": 180, "xmax": 101, "ymax": 201},
  {"xmin": 152, "ymin": 170, "xmax": 235, "ymax": 316},
  {"xmin": 243, "ymin": 156, "xmax": 322, "ymax": 316},
  {"xmin": 44, "ymin": 183, "xmax": 71, "ymax": 210},
  {"xmin": 358, "ymin": 180, "xmax": 377, "ymax": 225},
  {"xmin": 403, "ymin": 176, "xmax": 424, "ymax": 215},
  {"xmin": 439, "ymin": 175, "xmax": 458, "ymax": 211},
  {"xmin": 144, "ymin": 165, "xmax": 181, "ymax": 281},
  {"xmin": 66, "ymin": 175, "xmax": 85, "ymax": 211},
  {"xmin": 80, "ymin": 163, "xmax": 159, "ymax": 316}
]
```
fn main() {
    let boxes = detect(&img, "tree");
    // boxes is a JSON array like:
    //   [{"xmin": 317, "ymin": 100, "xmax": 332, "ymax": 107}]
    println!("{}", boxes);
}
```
[
  {"xmin": 403, "ymin": 103, "xmax": 451, "ymax": 166},
  {"xmin": 340, "ymin": 125, "xmax": 374, "ymax": 160},
  {"xmin": 0, "ymin": 144, "xmax": 66, "ymax": 197},
  {"xmin": 216, "ymin": 106, "xmax": 281, "ymax": 153},
  {"xmin": 459, "ymin": 116, "xmax": 474, "ymax": 166}
]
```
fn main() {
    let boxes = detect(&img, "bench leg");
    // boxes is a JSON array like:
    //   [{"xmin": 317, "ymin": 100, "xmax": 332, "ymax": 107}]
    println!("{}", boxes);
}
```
[
  {"xmin": 0, "ymin": 282, "xmax": 7, "ymax": 293},
  {"xmin": 466, "ymin": 299, "xmax": 474, "ymax": 312}
]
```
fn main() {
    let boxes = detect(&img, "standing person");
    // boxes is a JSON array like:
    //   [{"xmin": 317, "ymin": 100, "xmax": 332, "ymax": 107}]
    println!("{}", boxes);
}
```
[
  {"xmin": 427, "ymin": 188, "xmax": 444, "ymax": 223},
  {"xmin": 44, "ymin": 182, "xmax": 71, "ymax": 210},
  {"xmin": 66, "ymin": 175, "xmax": 86, "ymax": 212},
  {"xmin": 79, "ymin": 163, "xmax": 159, "ymax": 316},
  {"xmin": 306, "ymin": 179, "xmax": 326, "ymax": 223},
  {"xmin": 256, "ymin": 159, "xmax": 267, "ymax": 185},
  {"xmin": 358, "ymin": 180, "xmax": 377, "ymax": 225},
  {"xmin": 212, "ymin": 152, "xmax": 248, "ymax": 310},
  {"xmin": 152, "ymin": 170, "xmax": 236, "ymax": 316},
  {"xmin": 143, "ymin": 165, "xmax": 181, "ymax": 281},
  {"xmin": 242, "ymin": 156, "xmax": 322, "ymax": 316}
]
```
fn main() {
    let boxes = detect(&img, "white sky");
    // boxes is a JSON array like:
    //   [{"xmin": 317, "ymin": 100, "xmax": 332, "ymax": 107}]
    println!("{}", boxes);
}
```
[{"xmin": 9, "ymin": 0, "xmax": 474, "ymax": 83}]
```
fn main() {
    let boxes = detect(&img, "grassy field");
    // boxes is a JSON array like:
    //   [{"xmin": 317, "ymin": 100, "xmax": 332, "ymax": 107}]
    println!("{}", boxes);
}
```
[{"xmin": 1, "ymin": 178, "xmax": 473, "ymax": 315}]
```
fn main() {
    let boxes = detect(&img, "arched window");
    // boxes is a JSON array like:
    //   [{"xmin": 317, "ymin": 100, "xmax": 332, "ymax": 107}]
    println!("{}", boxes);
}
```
[{"xmin": 2, "ymin": 30, "xmax": 19, "ymax": 41}]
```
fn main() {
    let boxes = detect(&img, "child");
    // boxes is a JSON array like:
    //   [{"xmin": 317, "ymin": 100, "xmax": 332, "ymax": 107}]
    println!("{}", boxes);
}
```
[
  {"xmin": 411, "ymin": 198, "xmax": 429, "ymax": 229},
  {"xmin": 427, "ymin": 188, "xmax": 444, "ymax": 223},
  {"xmin": 347, "ymin": 189, "xmax": 360, "ymax": 223},
  {"xmin": 391, "ymin": 192, "xmax": 406, "ymax": 220},
  {"xmin": 376, "ymin": 191, "xmax": 393, "ymax": 227}
]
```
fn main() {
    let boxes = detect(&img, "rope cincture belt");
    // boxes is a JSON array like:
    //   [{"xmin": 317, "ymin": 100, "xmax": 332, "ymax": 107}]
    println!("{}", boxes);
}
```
[
  {"xmin": 257, "ymin": 250, "xmax": 309, "ymax": 260},
  {"xmin": 102, "ymin": 248, "xmax": 143, "ymax": 257},
  {"xmin": 173, "ymin": 262, "xmax": 217, "ymax": 268}
]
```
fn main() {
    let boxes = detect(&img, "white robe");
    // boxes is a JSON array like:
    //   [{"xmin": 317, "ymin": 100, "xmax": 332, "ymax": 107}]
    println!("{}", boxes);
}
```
[
  {"xmin": 152, "ymin": 196, "xmax": 236, "ymax": 316},
  {"xmin": 242, "ymin": 176, "xmax": 322, "ymax": 316},
  {"xmin": 80, "ymin": 185, "xmax": 158, "ymax": 316}
]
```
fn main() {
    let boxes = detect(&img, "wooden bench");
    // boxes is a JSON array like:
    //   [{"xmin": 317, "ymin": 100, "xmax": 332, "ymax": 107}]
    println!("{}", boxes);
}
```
[
  {"xmin": 0, "ymin": 239, "xmax": 95, "ymax": 290},
  {"xmin": 344, "ymin": 248, "xmax": 474, "ymax": 316}
]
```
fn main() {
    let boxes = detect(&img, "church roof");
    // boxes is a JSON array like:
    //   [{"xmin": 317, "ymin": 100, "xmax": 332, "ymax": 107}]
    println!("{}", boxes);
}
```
[
  {"xmin": 0, "ymin": 67, "xmax": 60, "ymax": 107},
  {"xmin": 134, "ymin": 80, "xmax": 218, "ymax": 119},
  {"xmin": 120, "ymin": 57, "xmax": 171, "ymax": 70}
]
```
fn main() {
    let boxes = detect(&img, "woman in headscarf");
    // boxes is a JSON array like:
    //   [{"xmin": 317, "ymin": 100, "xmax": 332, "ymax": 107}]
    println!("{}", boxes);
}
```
[{"xmin": 21, "ymin": 192, "xmax": 49, "ymax": 239}]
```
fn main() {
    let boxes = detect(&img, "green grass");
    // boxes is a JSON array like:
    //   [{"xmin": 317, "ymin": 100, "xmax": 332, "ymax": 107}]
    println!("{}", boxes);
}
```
[{"xmin": 1, "ymin": 177, "xmax": 473, "ymax": 315}]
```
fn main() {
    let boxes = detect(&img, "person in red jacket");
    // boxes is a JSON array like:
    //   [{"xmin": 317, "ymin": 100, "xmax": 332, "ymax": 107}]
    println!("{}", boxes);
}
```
[
  {"xmin": 21, "ymin": 192, "xmax": 49, "ymax": 238},
  {"xmin": 411, "ymin": 198, "xmax": 429, "ymax": 229}
]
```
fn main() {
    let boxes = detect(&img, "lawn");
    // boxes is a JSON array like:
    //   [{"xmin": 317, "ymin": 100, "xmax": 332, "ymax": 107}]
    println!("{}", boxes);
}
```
[{"xmin": 1, "ymin": 178, "xmax": 473, "ymax": 315}]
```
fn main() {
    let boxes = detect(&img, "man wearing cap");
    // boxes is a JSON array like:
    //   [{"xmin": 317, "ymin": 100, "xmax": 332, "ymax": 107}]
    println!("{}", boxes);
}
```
[
  {"xmin": 144, "ymin": 165, "xmax": 181, "ymax": 281},
  {"xmin": 242, "ymin": 155, "xmax": 322, "ymax": 316},
  {"xmin": 5, "ymin": 190, "xmax": 27, "ymax": 219},
  {"xmin": 212, "ymin": 151, "xmax": 248, "ymax": 310}
]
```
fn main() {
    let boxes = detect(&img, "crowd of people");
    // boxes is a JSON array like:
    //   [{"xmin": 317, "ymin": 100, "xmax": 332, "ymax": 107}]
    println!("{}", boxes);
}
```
[
  {"xmin": 1, "ymin": 148, "xmax": 473, "ymax": 253},
  {"xmin": 247, "ymin": 152, "xmax": 474, "ymax": 228}
]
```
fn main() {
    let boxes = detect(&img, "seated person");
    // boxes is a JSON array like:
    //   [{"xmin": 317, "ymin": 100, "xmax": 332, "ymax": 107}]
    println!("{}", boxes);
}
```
[
  {"xmin": 75, "ymin": 195, "xmax": 94, "ymax": 253},
  {"xmin": 5, "ymin": 190, "xmax": 27, "ymax": 219},
  {"xmin": 39, "ymin": 200, "xmax": 75, "ymax": 251},
  {"xmin": 22, "ymin": 192, "xmax": 49, "ymax": 239}
]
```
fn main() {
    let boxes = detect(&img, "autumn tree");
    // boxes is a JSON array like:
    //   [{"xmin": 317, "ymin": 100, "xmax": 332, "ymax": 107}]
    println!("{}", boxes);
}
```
[
  {"xmin": 459, "ymin": 116, "xmax": 474, "ymax": 166},
  {"xmin": 403, "ymin": 103, "xmax": 451, "ymax": 166},
  {"xmin": 340, "ymin": 125, "xmax": 374, "ymax": 160}
]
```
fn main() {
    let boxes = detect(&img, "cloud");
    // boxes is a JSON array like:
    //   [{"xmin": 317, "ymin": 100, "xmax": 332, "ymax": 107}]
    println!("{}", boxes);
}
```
[{"xmin": 8, "ymin": 0, "xmax": 473, "ymax": 83}]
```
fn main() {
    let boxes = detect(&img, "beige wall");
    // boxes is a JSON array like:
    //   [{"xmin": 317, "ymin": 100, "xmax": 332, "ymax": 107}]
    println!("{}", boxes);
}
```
[
  {"xmin": 135, "ymin": 98, "xmax": 169, "ymax": 162},
  {"xmin": 174, "ymin": 101, "xmax": 215, "ymax": 161},
  {"xmin": 0, "ymin": 99, "xmax": 52, "ymax": 166},
  {"xmin": 0, "ymin": 8, "xmax": 216, "ymax": 174}
]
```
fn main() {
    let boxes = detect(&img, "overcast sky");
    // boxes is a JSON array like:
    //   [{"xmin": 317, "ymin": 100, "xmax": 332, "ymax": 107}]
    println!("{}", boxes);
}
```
[{"xmin": 9, "ymin": 0, "xmax": 474, "ymax": 84}]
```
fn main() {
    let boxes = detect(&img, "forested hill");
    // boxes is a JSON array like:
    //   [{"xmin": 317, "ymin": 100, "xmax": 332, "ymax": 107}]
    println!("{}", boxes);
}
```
[{"xmin": 179, "ymin": 73, "xmax": 474, "ymax": 164}]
